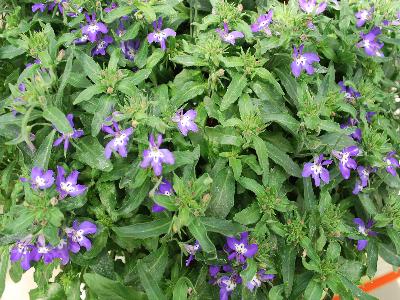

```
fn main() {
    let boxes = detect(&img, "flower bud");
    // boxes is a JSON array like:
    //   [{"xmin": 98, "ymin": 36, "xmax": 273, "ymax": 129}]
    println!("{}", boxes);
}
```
[
  {"xmin": 50, "ymin": 197, "xmax": 58, "ymax": 206},
  {"xmin": 237, "ymin": 4, "xmax": 243, "ymax": 12},
  {"xmin": 57, "ymin": 49, "xmax": 65, "ymax": 62},
  {"xmin": 106, "ymin": 87, "xmax": 114, "ymax": 94}
]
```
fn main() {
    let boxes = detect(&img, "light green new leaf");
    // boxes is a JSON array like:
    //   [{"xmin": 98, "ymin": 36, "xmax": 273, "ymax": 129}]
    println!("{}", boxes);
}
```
[
  {"xmin": 207, "ymin": 168, "xmax": 235, "ymax": 218},
  {"xmin": 33, "ymin": 129, "xmax": 56, "ymax": 170},
  {"xmin": 112, "ymin": 219, "xmax": 171, "ymax": 239},
  {"xmin": 43, "ymin": 107, "xmax": 73, "ymax": 134},
  {"xmin": 220, "ymin": 73, "xmax": 247, "ymax": 111}
]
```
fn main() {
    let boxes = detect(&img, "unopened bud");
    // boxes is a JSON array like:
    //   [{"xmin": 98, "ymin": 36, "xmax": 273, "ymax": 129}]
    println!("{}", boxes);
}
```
[
  {"xmin": 390, "ymin": 87, "xmax": 397, "ymax": 92},
  {"xmin": 237, "ymin": 4, "xmax": 243, "ymax": 12},
  {"xmin": 131, "ymin": 120, "xmax": 139, "ymax": 128},
  {"xmin": 106, "ymin": 87, "xmax": 114, "ymax": 94},
  {"xmin": 57, "ymin": 49, "xmax": 65, "ymax": 62},
  {"xmin": 394, "ymin": 108, "xmax": 400, "ymax": 116},
  {"xmin": 50, "ymin": 197, "xmax": 58, "ymax": 206},
  {"xmin": 394, "ymin": 96, "xmax": 400, "ymax": 103},
  {"xmin": 216, "ymin": 69, "xmax": 225, "ymax": 77}
]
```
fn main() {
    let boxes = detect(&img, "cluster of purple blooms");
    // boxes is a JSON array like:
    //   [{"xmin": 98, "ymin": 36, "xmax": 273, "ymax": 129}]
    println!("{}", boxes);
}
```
[
  {"xmin": 10, "ymin": 220, "xmax": 96, "ymax": 270},
  {"xmin": 207, "ymin": 232, "xmax": 274, "ymax": 300},
  {"xmin": 21, "ymin": 166, "xmax": 86, "ymax": 199}
]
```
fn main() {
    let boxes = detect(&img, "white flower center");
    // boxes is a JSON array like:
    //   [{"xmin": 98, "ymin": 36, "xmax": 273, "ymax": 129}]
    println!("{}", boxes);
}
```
[
  {"xmin": 311, "ymin": 164, "xmax": 322, "ymax": 175},
  {"xmin": 88, "ymin": 24, "xmax": 99, "ymax": 33},
  {"xmin": 250, "ymin": 275, "xmax": 262, "ymax": 288},
  {"xmin": 259, "ymin": 20, "xmax": 269, "ymax": 28},
  {"xmin": 362, "ymin": 169, "xmax": 369, "ymax": 177},
  {"xmin": 149, "ymin": 147, "xmax": 164, "ymax": 162},
  {"xmin": 358, "ymin": 226, "xmax": 367, "ymax": 235},
  {"xmin": 61, "ymin": 181, "xmax": 75, "ymax": 193},
  {"xmin": 72, "ymin": 229, "xmax": 84, "ymax": 242},
  {"xmin": 35, "ymin": 176, "xmax": 46, "ymax": 187},
  {"xmin": 224, "ymin": 33, "xmax": 235, "ymax": 42},
  {"xmin": 363, "ymin": 40, "xmax": 371, "ymax": 48},
  {"xmin": 296, "ymin": 55, "xmax": 306, "ymax": 65},
  {"xmin": 180, "ymin": 115, "xmax": 191, "ymax": 127},
  {"xmin": 234, "ymin": 243, "xmax": 247, "ymax": 254},
  {"xmin": 98, "ymin": 41, "xmax": 106, "ymax": 49},
  {"xmin": 113, "ymin": 134, "xmax": 127, "ymax": 146},
  {"xmin": 164, "ymin": 191, "xmax": 171, "ymax": 196},
  {"xmin": 154, "ymin": 32, "xmax": 167, "ymax": 41},
  {"xmin": 57, "ymin": 239, "xmax": 67, "ymax": 249},
  {"xmin": 128, "ymin": 49, "xmax": 135, "ymax": 57},
  {"xmin": 341, "ymin": 152, "xmax": 349, "ymax": 164},
  {"xmin": 360, "ymin": 11, "xmax": 369, "ymax": 20},
  {"xmin": 38, "ymin": 246, "xmax": 49, "ymax": 254},
  {"xmin": 223, "ymin": 279, "xmax": 236, "ymax": 292}
]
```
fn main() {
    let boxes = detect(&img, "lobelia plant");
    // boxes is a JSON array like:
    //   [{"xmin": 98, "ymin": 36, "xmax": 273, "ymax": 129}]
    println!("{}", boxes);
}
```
[{"xmin": 0, "ymin": 1, "xmax": 399, "ymax": 300}]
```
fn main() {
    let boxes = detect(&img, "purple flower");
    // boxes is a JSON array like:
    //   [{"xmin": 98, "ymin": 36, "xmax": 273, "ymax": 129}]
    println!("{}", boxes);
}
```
[
  {"xmin": 251, "ymin": 10, "xmax": 273, "ymax": 35},
  {"xmin": 302, "ymin": 154, "xmax": 332, "ymax": 187},
  {"xmin": 172, "ymin": 109, "xmax": 198, "ymax": 136},
  {"xmin": 298, "ymin": 0, "xmax": 327, "ymax": 14},
  {"xmin": 219, "ymin": 274, "xmax": 242, "ymax": 300},
  {"xmin": 384, "ymin": 151, "xmax": 399, "ymax": 176},
  {"xmin": 82, "ymin": 13, "xmax": 108, "ymax": 43},
  {"xmin": 209, "ymin": 265, "xmax": 221, "ymax": 279},
  {"xmin": 332, "ymin": 146, "xmax": 359, "ymax": 179},
  {"xmin": 65, "ymin": 220, "xmax": 97, "ymax": 253},
  {"xmin": 152, "ymin": 179, "xmax": 173, "ymax": 213},
  {"xmin": 102, "ymin": 121, "xmax": 134, "ymax": 159},
  {"xmin": 357, "ymin": 166, "xmax": 376, "ymax": 187},
  {"xmin": 50, "ymin": 238, "xmax": 70, "ymax": 265},
  {"xmin": 121, "ymin": 39, "xmax": 140, "ymax": 61},
  {"xmin": 56, "ymin": 166, "xmax": 86, "ymax": 199},
  {"xmin": 91, "ymin": 35, "xmax": 113, "ymax": 56},
  {"xmin": 147, "ymin": 17, "xmax": 176, "ymax": 50},
  {"xmin": 116, "ymin": 21, "xmax": 126, "ymax": 37},
  {"xmin": 340, "ymin": 118, "xmax": 362, "ymax": 142},
  {"xmin": 184, "ymin": 241, "xmax": 200, "ymax": 266},
  {"xmin": 226, "ymin": 232, "xmax": 258, "ymax": 264},
  {"xmin": 74, "ymin": 33, "xmax": 89, "ymax": 45},
  {"xmin": 355, "ymin": 7, "xmax": 374, "ymax": 27},
  {"xmin": 216, "ymin": 23, "xmax": 244, "ymax": 45},
  {"xmin": 32, "ymin": 3, "xmax": 46, "ymax": 12},
  {"xmin": 338, "ymin": 81, "xmax": 361, "ymax": 102},
  {"xmin": 53, "ymin": 113, "xmax": 84, "ymax": 152},
  {"xmin": 21, "ymin": 167, "xmax": 54, "ymax": 190},
  {"xmin": 353, "ymin": 218, "xmax": 377, "ymax": 251},
  {"xmin": 356, "ymin": 27, "xmax": 384, "ymax": 57},
  {"xmin": 366, "ymin": 111, "xmax": 376, "ymax": 123},
  {"xmin": 36, "ymin": 235, "xmax": 54, "ymax": 264},
  {"xmin": 352, "ymin": 180, "xmax": 364, "ymax": 195},
  {"xmin": 140, "ymin": 134, "xmax": 175, "ymax": 176},
  {"xmin": 10, "ymin": 236, "xmax": 39, "ymax": 271},
  {"xmin": 246, "ymin": 269, "xmax": 275, "ymax": 291},
  {"xmin": 291, "ymin": 44, "xmax": 320, "ymax": 77},
  {"xmin": 48, "ymin": 0, "xmax": 65, "ymax": 14},
  {"xmin": 104, "ymin": 2, "xmax": 118, "ymax": 13},
  {"xmin": 390, "ymin": 11, "xmax": 400, "ymax": 26}
]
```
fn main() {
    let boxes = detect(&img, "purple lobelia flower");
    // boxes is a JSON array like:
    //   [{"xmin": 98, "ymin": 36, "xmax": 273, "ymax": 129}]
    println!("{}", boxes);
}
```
[
  {"xmin": 32, "ymin": 3, "xmax": 46, "ymax": 12},
  {"xmin": 390, "ymin": 11, "xmax": 400, "ymax": 26},
  {"xmin": 356, "ymin": 27, "xmax": 384, "ymax": 57},
  {"xmin": 102, "ymin": 121, "xmax": 133, "ymax": 159},
  {"xmin": 65, "ymin": 220, "xmax": 97, "ymax": 253},
  {"xmin": 10, "ymin": 236, "xmax": 39, "ymax": 271},
  {"xmin": 352, "ymin": 180, "xmax": 364, "ymax": 195},
  {"xmin": 152, "ymin": 179, "xmax": 173, "ymax": 213},
  {"xmin": 184, "ymin": 241, "xmax": 200, "ymax": 266},
  {"xmin": 91, "ymin": 35, "xmax": 113, "ymax": 56},
  {"xmin": 219, "ymin": 274, "xmax": 242, "ymax": 300},
  {"xmin": 74, "ymin": 33, "xmax": 89, "ymax": 45},
  {"xmin": 104, "ymin": 2, "xmax": 118, "ymax": 13},
  {"xmin": 357, "ymin": 166, "xmax": 376, "ymax": 187},
  {"xmin": 121, "ymin": 39, "xmax": 140, "ymax": 61},
  {"xmin": 246, "ymin": 269, "xmax": 275, "ymax": 291},
  {"xmin": 366, "ymin": 111, "xmax": 376, "ymax": 123},
  {"xmin": 291, "ymin": 44, "xmax": 320, "ymax": 77},
  {"xmin": 251, "ymin": 10, "xmax": 273, "ymax": 35},
  {"xmin": 50, "ymin": 238, "xmax": 70, "ymax": 265},
  {"xmin": 226, "ymin": 232, "xmax": 258, "ymax": 264},
  {"xmin": 48, "ymin": 0, "xmax": 66, "ymax": 14},
  {"xmin": 298, "ymin": 0, "xmax": 327, "ymax": 15},
  {"xmin": 340, "ymin": 118, "xmax": 362, "ymax": 142},
  {"xmin": 147, "ymin": 17, "xmax": 176, "ymax": 50},
  {"xmin": 353, "ymin": 218, "xmax": 377, "ymax": 251},
  {"xmin": 355, "ymin": 7, "xmax": 374, "ymax": 27},
  {"xmin": 302, "ymin": 154, "xmax": 332, "ymax": 187},
  {"xmin": 116, "ymin": 21, "xmax": 126, "ymax": 37},
  {"xmin": 216, "ymin": 23, "xmax": 244, "ymax": 45},
  {"xmin": 172, "ymin": 109, "xmax": 198, "ymax": 136},
  {"xmin": 82, "ymin": 13, "xmax": 108, "ymax": 43},
  {"xmin": 53, "ymin": 113, "xmax": 84, "ymax": 151},
  {"xmin": 338, "ymin": 81, "xmax": 361, "ymax": 102},
  {"xmin": 384, "ymin": 151, "xmax": 399, "ymax": 176},
  {"xmin": 56, "ymin": 166, "xmax": 86, "ymax": 199},
  {"xmin": 140, "ymin": 134, "xmax": 175, "ymax": 176},
  {"xmin": 21, "ymin": 167, "xmax": 54, "ymax": 190},
  {"xmin": 332, "ymin": 146, "xmax": 359, "ymax": 179},
  {"xmin": 36, "ymin": 235, "xmax": 54, "ymax": 264}
]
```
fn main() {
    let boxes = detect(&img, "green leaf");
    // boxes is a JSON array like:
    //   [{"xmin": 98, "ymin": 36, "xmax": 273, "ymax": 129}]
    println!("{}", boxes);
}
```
[
  {"xmin": 103, "ymin": 6, "xmax": 134, "ymax": 23},
  {"xmin": 112, "ymin": 219, "xmax": 170, "ymax": 239},
  {"xmin": 241, "ymin": 259, "xmax": 257, "ymax": 283},
  {"xmin": 304, "ymin": 279, "xmax": 323, "ymax": 300},
  {"xmin": 73, "ymin": 84, "xmax": 104, "ymax": 105},
  {"xmin": 220, "ymin": 73, "xmax": 247, "ymax": 111},
  {"xmin": 274, "ymin": 68, "xmax": 298, "ymax": 103},
  {"xmin": 262, "ymin": 113, "xmax": 300, "ymax": 136},
  {"xmin": 146, "ymin": 49, "xmax": 165, "ymax": 69},
  {"xmin": 135, "ymin": 1, "xmax": 157, "ymax": 22},
  {"xmin": 0, "ymin": 45, "xmax": 25, "ymax": 59},
  {"xmin": 33, "ymin": 129, "xmax": 56, "ymax": 170},
  {"xmin": 200, "ymin": 217, "xmax": 245, "ymax": 236},
  {"xmin": 130, "ymin": 69, "xmax": 152, "ymax": 85},
  {"xmin": 122, "ymin": 23, "xmax": 141, "ymax": 41},
  {"xmin": 228, "ymin": 157, "xmax": 242, "ymax": 180},
  {"xmin": 173, "ymin": 277, "xmax": 192, "ymax": 300},
  {"xmin": 170, "ymin": 81, "xmax": 205, "ymax": 108},
  {"xmin": 303, "ymin": 177, "xmax": 316, "ymax": 211},
  {"xmin": 255, "ymin": 68, "xmax": 284, "ymax": 95},
  {"xmin": 117, "ymin": 78, "xmax": 140, "ymax": 97},
  {"xmin": 141, "ymin": 246, "xmax": 169, "ymax": 282},
  {"xmin": 84, "ymin": 273, "xmax": 145, "ymax": 300},
  {"xmin": 379, "ymin": 243, "xmax": 400, "ymax": 266},
  {"xmin": 252, "ymin": 135, "xmax": 269, "ymax": 185},
  {"xmin": 367, "ymin": 240, "xmax": 378, "ymax": 278},
  {"xmin": 43, "ymin": 107, "xmax": 73, "ymax": 134},
  {"xmin": 98, "ymin": 182, "xmax": 117, "ymax": 214},
  {"xmin": 187, "ymin": 218, "xmax": 216, "ymax": 253},
  {"xmin": 172, "ymin": 55, "xmax": 207, "ymax": 67},
  {"xmin": 233, "ymin": 203, "xmax": 261, "ymax": 225},
  {"xmin": 0, "ymin": 247, "xmax": 9, "ymax": 297},
  {"xmin": 206, "ymin": 168, "xmax": 235, "ymax": 218},
  {"xmin": 74, "ymin": 136, "xmax": 113, "ymax": 171},
  {"xmin": 265, "ymin": 142, "xmax": 301, "ymax": 177},
  {"xmin": 238, "ymin": 177, "xmax": 265, "ymax": 197},
  {"xmin": 76, "ymin": 51, "xmax": 101, "ymax": 82},
  {"xmin": 137, "ymin": 260, "xmax": 166, "ymax": 300},
  {"xmin": 56, "ymin": 50, "xmax": 74, "ymax": 106},
  {"xmin": 282, "ymin": 246, "xmax": 296, "ymax": 297},
  {"xmin": 153, "ymin": 194, "xmax": 178, "ymax": 211},
  {"xmin": 91, "ymin": 96, "xmax": 115, "ymax": 136},
  {"xmin": 339, "ymin": 275, "xmax": 378, "ymax": 300}
]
